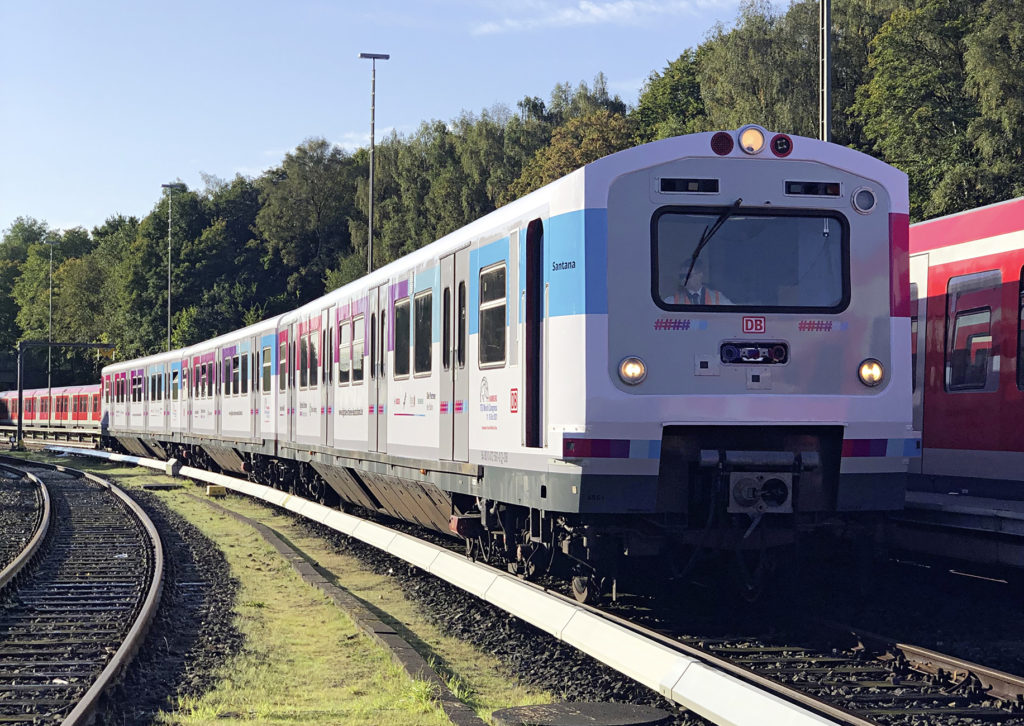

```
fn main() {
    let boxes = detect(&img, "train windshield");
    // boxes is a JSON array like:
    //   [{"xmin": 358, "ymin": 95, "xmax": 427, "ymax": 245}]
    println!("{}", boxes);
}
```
[{"xmin": 654, "ymin": 208, "xmax": 848, "ymax": 311}]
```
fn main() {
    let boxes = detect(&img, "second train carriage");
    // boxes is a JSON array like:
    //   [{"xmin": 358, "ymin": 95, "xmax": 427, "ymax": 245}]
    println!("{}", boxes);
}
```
[
  {"xmin": 0, "ymin": 385, "xmax": 102, "ymax": 430},
  {"xmin": 909, "ymin": 195, "xmax": 1024, "ymax": 496},
  {"xmin": 103, "ymin": 126, "xmax": 917, "ymax": 599}
]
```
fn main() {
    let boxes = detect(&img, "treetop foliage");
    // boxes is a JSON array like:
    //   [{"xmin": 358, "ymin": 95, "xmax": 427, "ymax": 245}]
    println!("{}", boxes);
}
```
[{"xmin": 3, "ymin": 0, "xmax": 1021, "ymax": 384}]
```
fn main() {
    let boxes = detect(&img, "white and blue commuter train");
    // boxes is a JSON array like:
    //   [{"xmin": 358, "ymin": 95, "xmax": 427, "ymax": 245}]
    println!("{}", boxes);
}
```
[{"xmin": 103, "ymin": 126, "xmax": 917, "ymax": 600}]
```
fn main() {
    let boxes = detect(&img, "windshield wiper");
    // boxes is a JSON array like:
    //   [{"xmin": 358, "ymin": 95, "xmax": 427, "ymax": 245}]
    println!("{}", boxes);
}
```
[{"xmin": 682, "ymin": 197, "xmax": 743, "ymax": 289}]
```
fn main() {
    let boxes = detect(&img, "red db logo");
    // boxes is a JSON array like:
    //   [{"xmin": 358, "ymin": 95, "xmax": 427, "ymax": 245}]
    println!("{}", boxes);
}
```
[
  {"xmin": 742, "ymin": 316, "xmax": 766, "ymax": 334},
  {"xmin": 510, "ymin": 388, "xmax": 519, "ymax": 413}
]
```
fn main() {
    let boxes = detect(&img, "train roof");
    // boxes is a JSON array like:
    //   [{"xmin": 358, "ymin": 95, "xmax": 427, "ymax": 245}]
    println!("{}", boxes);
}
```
[{"xmin": 910, "ymin": 195, "xmax": 1024, "ymax": 254}]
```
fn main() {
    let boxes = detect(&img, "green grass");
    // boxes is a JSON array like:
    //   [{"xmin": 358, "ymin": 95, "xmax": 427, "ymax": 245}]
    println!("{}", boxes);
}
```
[{"xmin": 29, "ymin": 451, "xmax": 553, "ymax": 724}]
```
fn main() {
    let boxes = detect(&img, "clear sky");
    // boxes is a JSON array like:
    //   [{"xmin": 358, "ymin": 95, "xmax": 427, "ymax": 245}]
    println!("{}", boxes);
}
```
[{"xmin": 0, "ymin": 0, "xmax": 742, "ymax": 236}]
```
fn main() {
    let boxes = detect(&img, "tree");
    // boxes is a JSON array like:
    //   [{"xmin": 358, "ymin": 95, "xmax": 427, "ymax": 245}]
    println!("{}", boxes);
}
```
[
  {"xmin": 632, "ymin": 49, "xmax": 708, "ymax": 143},
  {"xmin": 854, "ymin": 0, "xmax": 982, "ymax": 219},
  {"xmin": 255, "ymin": 139, "xmax": 359, "ymax": 301},
  {"xmin": 507, "ymin": 110, "xmax": 633, "ymax": 199}
]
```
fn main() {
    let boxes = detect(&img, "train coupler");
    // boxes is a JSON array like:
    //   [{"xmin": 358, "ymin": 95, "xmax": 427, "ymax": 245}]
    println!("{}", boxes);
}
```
[{"xmin": 699, "ymin": 449, "xmax": 820, "ymax": 516}]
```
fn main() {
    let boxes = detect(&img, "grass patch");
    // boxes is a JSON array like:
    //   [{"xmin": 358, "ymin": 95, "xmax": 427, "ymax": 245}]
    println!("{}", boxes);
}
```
[{"xmin": 34, "ymin": 451, "xmax": 553, "ymax": 723}]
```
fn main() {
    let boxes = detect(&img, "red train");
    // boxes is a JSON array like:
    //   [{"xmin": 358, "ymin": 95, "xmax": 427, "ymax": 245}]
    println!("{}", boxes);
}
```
[
  {"xmin": 0, "ymin": 385, "xmax": 103, "ymax": 430},
  {"xmin": 909, "ymin": 195, "xmax": 1024, "ymax": 496}
]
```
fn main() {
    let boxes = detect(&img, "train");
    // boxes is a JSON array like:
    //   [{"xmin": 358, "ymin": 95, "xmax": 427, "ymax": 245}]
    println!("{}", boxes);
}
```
[
  {"xmin": 0, "ymin": 385, "xmax": 102, "ymax": 430},
  {"xmin": 2, "ymin": 126, "xmax": 918, "ymax": 600},
  {"xmin": 909, "ymin": 195, "xmax": 1024, "ymax": 499}
]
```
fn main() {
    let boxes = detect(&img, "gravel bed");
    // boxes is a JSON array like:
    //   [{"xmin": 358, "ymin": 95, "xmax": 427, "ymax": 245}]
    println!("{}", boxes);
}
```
[
  {"xmin": 95, "ymin": 487, "xmax": 243, "ymax": 726},
  {"xmin": 283, "ymin": 509, "xmax": 709, "ymax": 726},
  {"xmin": 0, "ymin": 473, "xmax": 40, "ymax": 573}
]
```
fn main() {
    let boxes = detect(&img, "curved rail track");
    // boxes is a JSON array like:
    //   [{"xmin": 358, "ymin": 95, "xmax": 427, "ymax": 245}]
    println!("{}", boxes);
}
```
[{"xmin": 0, "ymin": 456, "xmax": 163, "ymax": 725}]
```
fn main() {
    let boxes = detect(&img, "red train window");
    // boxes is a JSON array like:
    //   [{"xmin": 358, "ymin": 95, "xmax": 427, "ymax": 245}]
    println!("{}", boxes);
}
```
[{"xmin": 945, "ymin": 270, "xmax": 1000, "ymax": 392}]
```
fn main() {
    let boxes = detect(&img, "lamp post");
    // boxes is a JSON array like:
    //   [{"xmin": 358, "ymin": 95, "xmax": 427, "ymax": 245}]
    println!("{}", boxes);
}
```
[
  {"xmin": 161, "ymin": 182, "xmax": 187, "ymax": 351},
  {"xmin": 358, "ymin": 52, "xmax": 389, "ymax": 275},
  {"xmin": 45, "ymin": 238, "xmax": 59, "ymax": 425},
  {"xmin": 819, "ymin": 0, "xmax": 831, "ymax": 142}
]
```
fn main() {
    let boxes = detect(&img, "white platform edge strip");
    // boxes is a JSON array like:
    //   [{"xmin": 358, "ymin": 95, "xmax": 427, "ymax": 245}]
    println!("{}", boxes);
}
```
[{"xmin": 52, "ymin": 447, "xmax": 834, "ymax": 726}]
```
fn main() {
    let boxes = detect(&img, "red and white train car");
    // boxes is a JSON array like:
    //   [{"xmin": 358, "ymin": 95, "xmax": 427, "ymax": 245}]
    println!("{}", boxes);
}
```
[
  {"xmin": 909, "ymin": 196, "xmax": 1024, "ymax": 495},
  {"xmin": 0, "ymin": 385, "xmax": 103, "ymax": 429}
]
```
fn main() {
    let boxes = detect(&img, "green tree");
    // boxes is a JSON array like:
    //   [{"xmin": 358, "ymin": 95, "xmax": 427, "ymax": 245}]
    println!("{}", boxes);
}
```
[
  {"xmin": 854, "ymin": 0, "xmax": 982, "ymax": 218},
  {"xmin": 632, "ymin": 49, "xmax": 708, "ymax": 143},
  {"xmin": 507, "ymin": 110, "xmax": 633, "ymax": 199},
  {"xmin": 256, "ymin": 138, "xmax": 359, "ymax": 301}
]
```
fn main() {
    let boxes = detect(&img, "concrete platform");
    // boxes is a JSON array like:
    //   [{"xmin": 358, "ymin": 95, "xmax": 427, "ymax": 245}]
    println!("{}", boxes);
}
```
[
  {"xmin": 888, "ymin": 491, "xmax": 1024, "ymax": 570},
  {"xmin": 492, "ymin": 702, "xmax": 672, "ymax": 726}
]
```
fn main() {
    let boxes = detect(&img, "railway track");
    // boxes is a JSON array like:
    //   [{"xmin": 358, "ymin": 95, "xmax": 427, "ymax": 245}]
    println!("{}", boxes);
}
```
[
  {"xmin": 0, "ymin": 456, "xmax": 163, "ymax": 725},
  {"xmin": 47, "ymin": 446, "xmax": 1024, "ymax": 725}
]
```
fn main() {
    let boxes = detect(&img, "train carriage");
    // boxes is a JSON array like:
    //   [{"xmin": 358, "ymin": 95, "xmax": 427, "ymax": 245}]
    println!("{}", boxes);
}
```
[
  {"xmin": 909, "ymin": 196, "xmax": 1024, "ymax": 494},
  {"xmin": 102, "ymin": 127, "xmax": 917, "ymax": 600}
]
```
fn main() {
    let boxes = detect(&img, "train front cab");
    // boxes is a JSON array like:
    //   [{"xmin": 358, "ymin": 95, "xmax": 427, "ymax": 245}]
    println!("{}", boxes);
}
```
[{"xmin": 589, "ymin": 129, "xmax": 916, "ymax": 559}]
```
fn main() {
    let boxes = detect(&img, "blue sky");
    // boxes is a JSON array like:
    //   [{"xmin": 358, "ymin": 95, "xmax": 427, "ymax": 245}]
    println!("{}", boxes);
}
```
[{"xmin": 0, "ymin": 0, "xmax": 742, "ymax": 235}]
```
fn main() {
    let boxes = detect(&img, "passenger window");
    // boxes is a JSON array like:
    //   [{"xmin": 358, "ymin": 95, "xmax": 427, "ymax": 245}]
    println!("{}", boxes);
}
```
[
  {"xmin": 308, "ymin": 331, "xmax": 318, "ymax": 390},
  {"xmin": 299, "ymin": 335, "xmax": 309, "ymax": 389},
  {"xmin": 233, "ymin": 355, "xmax": 241, "ymax": 395},
  {"xmin": 415, "ymin": 290, "xmax": 432, "ymax": 375},
  {"xmin": 352, "ymin": 316, "xmax": 364, "ymax": 384},
  {"xmin": 457, "ymin": 282, "xmax": 467, "ymax": 369},
  {"xmin": 370, "ymin": 313, "xmax": 376, "ymax": 380},
  {"xmin": 443, "ymin": 287, "xmax": 451, "ymax": 371},
  {"xmin": 279, "ymin": 341, "xmax": 287, "ymax": 392},
  {"xmin": 945, "ymin": 270, "xmax": 1000, "ymax": 392},
  {"xmin": 172, "ymin": 370, "xmax": 179, "ymax": 401},
  {"xmin": 262, "ymin": 347, "xmax": 272, "ymax": 393},
  {"xmin": 241, "ymin": 353, "xmax": 249, "ymax": 395},
  {"xmin": 339, "ymin": 319, "xmax": 351, "ymax": 384},
  {"xmin": 910, "ymin": 282, "xmax": 919, "ymax": 393},
  {"xmin": 479, "ymin": 263, "xmax": 507, "ymax": 367},
  {"xmin": 395, "ymin": 298, "xmax": 411, "ymax": 377}
]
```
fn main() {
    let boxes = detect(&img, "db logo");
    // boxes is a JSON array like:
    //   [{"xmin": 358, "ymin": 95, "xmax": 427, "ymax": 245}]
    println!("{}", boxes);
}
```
[
  {"xmin": 742, "ymin": 316, "xmax": 766, "ymax": 334},
  {"xmin": 510, "ymin": 388, "xmax": 519, "ymax": 414}
]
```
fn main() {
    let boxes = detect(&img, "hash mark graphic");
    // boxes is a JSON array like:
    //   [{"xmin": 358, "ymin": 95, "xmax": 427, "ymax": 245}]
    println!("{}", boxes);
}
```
[
  {"xmin": 654, "ymin": 318, "xmax": 691, "ymax": 331},
  {"xmin": 798, "ymin": 320, "xmax": 833, "ymax": 332}
]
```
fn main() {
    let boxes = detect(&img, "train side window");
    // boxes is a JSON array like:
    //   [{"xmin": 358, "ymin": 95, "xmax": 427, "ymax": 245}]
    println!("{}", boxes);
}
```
[
  {"xmin": 479, "ymin": 263, "xmax": 507, "ymax": 367},
  {"xmin": 308, "ymin": 330, "xmax": 318, "ymax": 390},
  {"xmin": 352, "ymin": 316, "xmax": 364, "ymax": 384},
  {"xmin": 945, "ymin": 270, "xmax": 1000, "ymax": 392},
  {"xmin": 370, "ymin": 313, "xmax": 377, "ymax": 380},
  {"xmin": 262, "ymin": 347, "xmax": 272, "ymax": 393},
  {"xmin": 395, "ymin": 298, "xmax": 411, "ymax": 378},
  {"xmin": 172, "ymin": 370, "xmax": 179, "ymax": 401},
  {"xmin": 414, "ymin": 290, "xmax": 432, "ymax": 375},
  {"xmin": 339, "ymin": 319, "xmax": 351, "ymax": 384},
  {"xmin": 443, "ymin": 287, "xmax": 451, "ymax": 371},
  {"xmin": 241, "ymin": 353, "xmax": 249, "ymax": 395},
  {"xmin": 910, "ymin": 282, "xmax": 919, "ymax": 392},
  {"xmin": 278, "ymin": 341, "xmax": 287, "ymax": 392},
  {"xmin": 457, "ymin": 282, "xmax": 467, "ymax": 369},
  {"xmin": 234, "ymin": 354, "xmax": 242, "ymax": 395},
  {"xmin": 299, "ymin": 334, "xmax": 309, "ymax": 389}
]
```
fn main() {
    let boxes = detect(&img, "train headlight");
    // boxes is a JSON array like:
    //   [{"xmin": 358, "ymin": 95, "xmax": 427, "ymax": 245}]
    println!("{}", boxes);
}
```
[
  {"xmin": 738, "ymin": 125, "xmax": 767, "ymax": 154},
  {"xmin": 618, "ymin": 356, "xmax": 647, "ymax": 385},
  {"xmin": 858, "ymin": 358, "xmax": 884, "ymax": 387}
]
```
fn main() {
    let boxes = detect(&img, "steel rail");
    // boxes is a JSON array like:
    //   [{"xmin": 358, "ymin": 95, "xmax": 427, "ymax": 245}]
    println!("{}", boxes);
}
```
[
  {"xmin": 0, "ymin": 455, "xmax": 165, "ymax": 726},
  {"xmin": 0, "ymin": 462, "xmax": 51, "ymax": 591}
]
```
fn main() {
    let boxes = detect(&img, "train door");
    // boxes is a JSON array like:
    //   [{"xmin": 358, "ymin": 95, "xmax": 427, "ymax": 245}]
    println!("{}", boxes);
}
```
[
  {"xmin": 323, "ymin": 306, "xmax": 334, "ymax": 447},
  {"xmin": 909, "ymin": 253, "xmax": 929, "ymax": 475},
  {"xmin": 439, "ymin": 249, "xmax": 470, "ymax": 461},
  {"xmin": 369, "ymin": 284, "xmax": 388, "ymax": 453}
]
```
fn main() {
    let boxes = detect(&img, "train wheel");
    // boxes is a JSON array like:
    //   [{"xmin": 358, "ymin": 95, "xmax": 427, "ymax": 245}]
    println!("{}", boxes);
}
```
[{"xmin": 571, "ymin": 574, "xmax": 599, "ymax": 604}]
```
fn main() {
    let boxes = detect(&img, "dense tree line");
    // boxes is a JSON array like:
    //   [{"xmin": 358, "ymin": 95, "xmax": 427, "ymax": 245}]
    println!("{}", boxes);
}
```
[{"xmin": 3, "ymin": 0, "xmax": 1022, "ymax": 385}]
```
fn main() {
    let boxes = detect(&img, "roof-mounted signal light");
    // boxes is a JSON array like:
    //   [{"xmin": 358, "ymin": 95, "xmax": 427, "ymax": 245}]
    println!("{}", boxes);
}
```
[
  {"xmin": 770, "ymin": 134, "xmax": 793, "ymax": 157},
  {"xmin": 738, "ymin": 125, "xmax": 767, "ymax": 154},
  {"xmin": 710, "ymin": 132, "xmax": 734, "ymax": 156}
]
